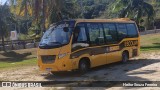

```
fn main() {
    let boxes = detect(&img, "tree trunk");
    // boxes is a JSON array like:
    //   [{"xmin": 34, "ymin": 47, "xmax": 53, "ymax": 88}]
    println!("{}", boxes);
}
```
[
  {"xmin": 1, "ymin": 33, "xmax": 5, "ymax": 51},
  {"xmin": 25, "ymin": 3, "xmax": 27, "ymax": 17},
  {"xmin": 41, "ymin": 0, "xmax": 46, "ymax": 33}
]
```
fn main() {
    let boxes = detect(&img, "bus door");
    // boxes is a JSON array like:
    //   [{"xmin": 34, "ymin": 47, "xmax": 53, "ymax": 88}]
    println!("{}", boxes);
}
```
[{"xmin": 106, "ymin": 46, "xmax": 121, "ymax": 64}]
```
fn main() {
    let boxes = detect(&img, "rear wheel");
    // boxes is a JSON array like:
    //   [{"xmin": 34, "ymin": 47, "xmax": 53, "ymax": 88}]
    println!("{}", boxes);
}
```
[
  {"xmin": 79, "ymin": 60, "xmax": 89, "ymax": 73},
  {"xmin": 122, "ymin": 51, "xmax": 129, "ymax": 63}
]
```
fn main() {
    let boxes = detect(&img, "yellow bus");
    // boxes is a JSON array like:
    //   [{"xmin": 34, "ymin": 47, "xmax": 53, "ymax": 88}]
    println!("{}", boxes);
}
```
[{"xmin": 37, "ymin": 18, "xmax": 140, "ymax": 73}]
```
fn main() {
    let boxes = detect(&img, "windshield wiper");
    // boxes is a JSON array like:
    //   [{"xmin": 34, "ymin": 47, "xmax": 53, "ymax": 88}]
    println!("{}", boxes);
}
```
[
  {"xmin": 49, "ymin": 42, "xmax": 62, "ymax": 45},
  {"xmin": 39, "ymin": 42, "xmax": 61, "ymax": 49}
]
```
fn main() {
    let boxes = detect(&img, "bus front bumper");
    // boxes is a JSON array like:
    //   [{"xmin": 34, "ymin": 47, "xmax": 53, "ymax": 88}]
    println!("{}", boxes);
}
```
[
  {"xmin": 38, "ymin": 61, "xmax": 74, "ymax": 72},
  {"xmin": 39, "ymin": 65, "xmax": 60, "ymax": 72}
]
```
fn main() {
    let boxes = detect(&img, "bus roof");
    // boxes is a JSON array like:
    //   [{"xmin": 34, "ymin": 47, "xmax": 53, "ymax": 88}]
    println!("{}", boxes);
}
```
[
  {"xmin": 74, "ymin": 18, "xmax": 135, "ymax": 23},
  {"xmin": 49, "ymin": 18, "xmax": 135, "ymax": 28}
]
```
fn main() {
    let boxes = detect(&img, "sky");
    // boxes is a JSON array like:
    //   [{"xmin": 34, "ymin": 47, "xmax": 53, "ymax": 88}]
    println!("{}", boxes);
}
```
[{"xmin": 0, "ymin": 0, "xmax": 7, "ymax": 5}]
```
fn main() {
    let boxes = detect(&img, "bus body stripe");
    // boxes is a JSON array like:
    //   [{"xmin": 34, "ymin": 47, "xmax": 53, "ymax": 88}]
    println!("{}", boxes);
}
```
[{"xmin": 70, "ymin": 40, "xmax": 138, "ymax": 59}]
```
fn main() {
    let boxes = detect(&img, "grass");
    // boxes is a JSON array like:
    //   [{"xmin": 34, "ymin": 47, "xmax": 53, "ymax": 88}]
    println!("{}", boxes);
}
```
[
  {"xmin": 0, "ymin": 48, "xmax": 37, "ymax": 69},
  {"xmin": 0, "ymin": 58, "xmax": 37, "ymax": 69},
  {"xmin": 140, "ymin": 34, "xmax": 160, "ymax": 52}
]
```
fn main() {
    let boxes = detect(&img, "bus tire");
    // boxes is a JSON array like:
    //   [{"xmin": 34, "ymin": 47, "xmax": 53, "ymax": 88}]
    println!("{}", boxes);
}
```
[
  {"xmin": 79, "ymin": 59, "xmax": 89, "ymax": 73},
  {"xmin": 122, "ymin": 51, "xmax": 129, "ymax": 63}
]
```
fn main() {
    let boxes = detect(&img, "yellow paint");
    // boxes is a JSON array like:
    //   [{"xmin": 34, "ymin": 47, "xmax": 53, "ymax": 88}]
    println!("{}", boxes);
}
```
[
  {"xmin": 37, "ymin": 19, "xmax": 140, "ymax": 72},
  {"xmin": 109, "ymin": 46, "xmax": 120, "ymax": 52}
]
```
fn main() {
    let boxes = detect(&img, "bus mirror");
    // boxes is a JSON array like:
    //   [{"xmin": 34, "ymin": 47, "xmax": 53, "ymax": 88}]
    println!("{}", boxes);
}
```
[{"xmin": 63, "ymin": 27, "xmax": 69, "ymax": 32}]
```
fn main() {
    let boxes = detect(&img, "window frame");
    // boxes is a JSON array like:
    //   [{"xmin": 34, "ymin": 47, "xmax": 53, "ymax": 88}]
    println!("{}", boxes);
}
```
[
  {"xmin": 72, "ymin": 23, "xmax": 89, "ymax": 44},
  {"xmin": 126, "ymin": 23, "xmax": 139, "ymax": 38},
  {"xmin": 86, "ymin": 22, "xmax": 106, "ymax": 46},
  {"xmin": 116, "ymin": 23, "xmax": 129, "ymax": 41},
  {"xmin": 102, "ymin": 23, "xmax": 119, "ymax": 44},
  {"xmin": 72, "ymin": 22, "xmax": 139, "ymax": 46}
]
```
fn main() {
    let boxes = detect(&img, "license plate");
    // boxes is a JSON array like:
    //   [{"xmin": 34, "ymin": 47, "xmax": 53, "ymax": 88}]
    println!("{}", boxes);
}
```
[{"xmin": 46, "ymin": 68, "xmax": 52, "ymax": 72}]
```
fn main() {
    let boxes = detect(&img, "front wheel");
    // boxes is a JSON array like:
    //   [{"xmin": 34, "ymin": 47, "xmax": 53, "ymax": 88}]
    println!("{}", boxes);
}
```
[
  {"xmin": 79, "ymin": 60, "xmax": 89, "ymax": 73},
  {"xmin": 122, "ymin": 51, "xmax": 129, "ymax": 63}
]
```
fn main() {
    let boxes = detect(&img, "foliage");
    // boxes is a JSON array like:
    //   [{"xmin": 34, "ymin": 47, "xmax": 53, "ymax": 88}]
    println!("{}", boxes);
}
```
[
  {"xmin": 0, "ymin": 4, "xmax": 13, "ymax": 38},
  {"xmin": 2, "ymin": 0, "xmax": 160, "ymax": 41},
  {"xmin": 9, "ymin": 0, "xmax": 81, "ymax": 39},
  {"xmin": 111, "ymin": 0, "xmax": 155, "ymax": 29},
  {"xmin": 81, "ymin": 0, "xmax": 107, "ymax": 19},
  {"xmin": 18, "ymin": 33, "xmax": 29, "ymax": 40},
  {"xmin": 0, "ymin": 3, "xmax": 15, "ymax": 51}
]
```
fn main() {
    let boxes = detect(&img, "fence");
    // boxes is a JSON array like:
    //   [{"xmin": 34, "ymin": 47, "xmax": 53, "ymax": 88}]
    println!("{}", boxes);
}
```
[
  {"xmin": 140, "ymin": 29, "xmax": 160, "ymax": 35},
  {"xmin": 0, "ymin": 39, "xmax": 39, "ymax": 51}
]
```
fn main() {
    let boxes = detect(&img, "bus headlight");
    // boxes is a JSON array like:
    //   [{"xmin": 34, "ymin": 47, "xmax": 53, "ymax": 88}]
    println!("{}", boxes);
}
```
[{"xmin": 58, "ymin": 53, "xmax": 67, "ymax": 59}]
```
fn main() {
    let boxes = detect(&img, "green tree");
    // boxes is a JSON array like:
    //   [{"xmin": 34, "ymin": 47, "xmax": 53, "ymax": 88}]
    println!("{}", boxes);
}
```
[
  {"xmin": 0, "ymin": 3, "xmax": 14, "ymax": 51},
  {"xmin": 11, "ymin": 0, "xmax": 77, "ymax": 33},
  {"xmin": 77, "ymin": 0, "xmax": 107, "ymax": 19},
  {"xmin": 112, "ymin": 0, "xmax": 155, "ymax": 26}
]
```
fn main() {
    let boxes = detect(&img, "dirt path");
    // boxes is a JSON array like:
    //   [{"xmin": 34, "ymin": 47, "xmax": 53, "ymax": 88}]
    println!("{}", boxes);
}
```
[{"xmin": 1, "ymin": 52, "xmax": 160, "ymax": 90}]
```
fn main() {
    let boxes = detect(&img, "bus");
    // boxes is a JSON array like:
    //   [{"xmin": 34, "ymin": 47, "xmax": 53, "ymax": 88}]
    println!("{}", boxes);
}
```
[{"xmin": 37, "ymin": 18, "xmax": 140, "ymax": 73}]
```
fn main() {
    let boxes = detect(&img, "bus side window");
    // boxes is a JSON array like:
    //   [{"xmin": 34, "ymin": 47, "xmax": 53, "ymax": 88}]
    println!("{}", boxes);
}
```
[
  {"xmin": 117, "ymin": 23, "xmax": 127, "ymax": 41},
  {"xmin": 126, "ymin": 23, "xmax": 138, "ymax": 38},
  {"xmin": 98, "ymin": 24, "xmax": 105, "ymax": 45},
  {"xmin": 77, "ymin": 27, "xmax": 87, "ymax": 42},
  {"xmin": 87, "ymin": 23, "xmax": 105, "ymax": 46},
  {"xmin": 103, "ymin": 23, "xmax": 118, "ymax": 44},
  {"xmin": 72, "ymin": 23, "xmax": 89, "ymax": 50}
]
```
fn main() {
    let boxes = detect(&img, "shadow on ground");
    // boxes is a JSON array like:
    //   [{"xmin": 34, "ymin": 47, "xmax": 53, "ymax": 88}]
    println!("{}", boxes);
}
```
[
  {"xmin": 44, "ymin": 59, "xmax": 160, "ymax": 88},
  {"xmin": 0, "ymin": 51, "xmax": 32, "ymax": 62}
]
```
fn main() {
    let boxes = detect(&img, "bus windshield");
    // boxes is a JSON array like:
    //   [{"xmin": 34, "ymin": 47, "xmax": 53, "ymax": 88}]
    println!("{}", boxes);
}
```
[{"xmin": 39, "ymin": 23, "xmax": 73, "ymax": 49}]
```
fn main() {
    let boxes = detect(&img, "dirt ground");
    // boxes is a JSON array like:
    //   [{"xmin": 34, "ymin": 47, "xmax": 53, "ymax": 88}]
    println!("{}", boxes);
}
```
[{"xmin": 1, "ymin": 51, "xmax": 160, "ymax": 90}]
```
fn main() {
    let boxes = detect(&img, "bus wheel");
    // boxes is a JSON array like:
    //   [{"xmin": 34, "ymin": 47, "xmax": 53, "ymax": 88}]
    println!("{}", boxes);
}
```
[
  {"xmin": 79, "ymin": 60, "xmax": 89, "ymax": 73},
  {"xmin": 122, "ymin": 51, "xmax": 129, "ymax": 63}
]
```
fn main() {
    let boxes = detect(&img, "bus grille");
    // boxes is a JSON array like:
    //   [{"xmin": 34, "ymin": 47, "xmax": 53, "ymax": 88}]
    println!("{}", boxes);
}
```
[{"xmin": 41, "ymin": 55, "xmax": 56, "ymax": 64}]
